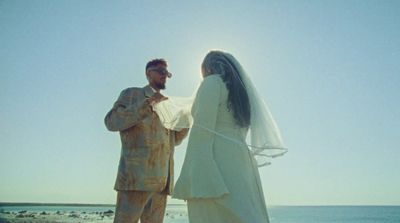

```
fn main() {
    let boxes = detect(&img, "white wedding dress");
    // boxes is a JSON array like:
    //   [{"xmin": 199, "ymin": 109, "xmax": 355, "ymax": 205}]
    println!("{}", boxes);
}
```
[{"xmin": 173, "ymin": 75, "xmax": 270, "ymax": 223}]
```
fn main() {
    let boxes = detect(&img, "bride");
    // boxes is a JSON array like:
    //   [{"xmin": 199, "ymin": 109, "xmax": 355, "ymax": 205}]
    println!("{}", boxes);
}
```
[{"xmin": 171, "ymin": 50, "xmax": 287, "ymax": 222}]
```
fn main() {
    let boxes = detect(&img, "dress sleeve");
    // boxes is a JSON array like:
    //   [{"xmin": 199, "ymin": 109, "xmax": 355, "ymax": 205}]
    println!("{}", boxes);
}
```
[
  {"xmin": 190, "ymin": 75, "xmax": 221, "ymax": 157},
  {"xmin": 174, "ymin": 128, "xmax": 189, "ymax": 146},
  {"xmin": 173, "ymin": 75, "xmax": 229, "ymax": 199},
  {"xmin": 104, "ymin": 89, "xmax": 151, "ymax": 132}
]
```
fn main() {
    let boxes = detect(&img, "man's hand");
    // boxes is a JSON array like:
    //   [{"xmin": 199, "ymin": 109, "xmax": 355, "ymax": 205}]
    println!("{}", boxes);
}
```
[{"xmin": 148, "ymin": 92, "xmax": 168, "ymax": 105}]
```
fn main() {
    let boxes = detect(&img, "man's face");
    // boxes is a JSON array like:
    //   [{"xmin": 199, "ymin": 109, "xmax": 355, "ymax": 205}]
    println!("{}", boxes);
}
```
[{"xmin": 146, "ymin": 64, "xmax": 171, "ymax": 90}]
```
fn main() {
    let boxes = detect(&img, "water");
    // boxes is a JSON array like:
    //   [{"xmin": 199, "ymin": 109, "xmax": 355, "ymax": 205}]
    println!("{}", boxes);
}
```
[
  {"xmin": 1, "ymin": 204, "xmax": 400, "ymax": 222},
  {"xmin": 268, "ymin": 206, "xmax": 400, "ymax": 223}
]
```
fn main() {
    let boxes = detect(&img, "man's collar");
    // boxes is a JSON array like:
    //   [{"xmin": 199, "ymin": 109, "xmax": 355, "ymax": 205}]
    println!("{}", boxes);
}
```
[{"xmin": 143, "ymin": 85, "xmax": 155, "ymax": 98}]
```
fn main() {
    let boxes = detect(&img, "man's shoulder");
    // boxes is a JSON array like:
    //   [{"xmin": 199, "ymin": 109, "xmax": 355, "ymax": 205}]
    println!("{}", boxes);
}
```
[
  {"xmin": 118, "ymin": 87, "xmax": 145, "ymax": 99},
  {"xmin": 120, "ymin": 87, "xmax": 144, "ymax": 94}
]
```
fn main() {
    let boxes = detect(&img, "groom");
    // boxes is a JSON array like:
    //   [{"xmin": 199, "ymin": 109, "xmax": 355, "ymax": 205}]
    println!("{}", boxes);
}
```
[{"xmin": 105, "ymin": 58, "xmax": 189, "ymax": 223}]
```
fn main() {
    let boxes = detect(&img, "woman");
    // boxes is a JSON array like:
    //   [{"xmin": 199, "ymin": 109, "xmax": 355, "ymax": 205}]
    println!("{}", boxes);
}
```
[{"xmin": 173, "ymin": 50, "xmax": 287, "ymax": 222}]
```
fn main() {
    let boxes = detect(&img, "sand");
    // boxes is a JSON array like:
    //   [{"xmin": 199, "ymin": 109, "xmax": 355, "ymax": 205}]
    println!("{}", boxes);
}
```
[{"xmin": 0, "ymin": 209, "xmax": 188, "ymax": 223}]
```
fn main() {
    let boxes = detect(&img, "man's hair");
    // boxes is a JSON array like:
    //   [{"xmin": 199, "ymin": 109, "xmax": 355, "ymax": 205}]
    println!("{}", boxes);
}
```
[{"xmin": 145, "ymin": 58, "xmax": 168, "ymax": 71}]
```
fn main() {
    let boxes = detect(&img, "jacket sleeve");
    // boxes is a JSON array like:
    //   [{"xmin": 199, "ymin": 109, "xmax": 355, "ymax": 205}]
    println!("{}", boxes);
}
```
[
  {"xmin": 104, "ymin": 89, "xmax": 152, "ymax": 132},
  {"xmin": 173, "ymin": 75, "xmax": 229, "ymax": 199}
]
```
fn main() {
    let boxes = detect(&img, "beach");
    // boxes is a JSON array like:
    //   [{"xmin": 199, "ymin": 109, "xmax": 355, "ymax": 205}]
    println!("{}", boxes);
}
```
[
  {"xmin": 0, "ymin": 204, "xmax": 188, "ymax": 223},
  {"xmin": 0, "ymin": 210, "xmax": 116, "ymax": 223},
  {"xmin": 1, "ymin": 204, "xmax": 400, "ymax": 223},
  {"xmin": 0, "ymin": 211, "xmax": 187, "ymax": 223}
]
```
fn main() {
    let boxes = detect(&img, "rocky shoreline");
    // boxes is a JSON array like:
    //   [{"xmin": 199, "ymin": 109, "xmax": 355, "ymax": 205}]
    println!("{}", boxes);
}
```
[
  {"xmin": 0, "ymin": 209, "xmax": 115, "ymax": 223},
  {"xmin": 0, "ymin": 208, "xmax": 188, "ymax": 223}
]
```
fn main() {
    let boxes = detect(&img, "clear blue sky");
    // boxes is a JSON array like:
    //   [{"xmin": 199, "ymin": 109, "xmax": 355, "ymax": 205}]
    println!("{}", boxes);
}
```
[{"xmin": 1, "ymin": 0, "xmax": 399, "ymax": 205}]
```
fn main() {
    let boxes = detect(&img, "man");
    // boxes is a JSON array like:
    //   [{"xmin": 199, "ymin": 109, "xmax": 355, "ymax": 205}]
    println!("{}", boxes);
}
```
[{"xmin": 105, "ymin": 59, "xmax": 189, "ymax": 223}]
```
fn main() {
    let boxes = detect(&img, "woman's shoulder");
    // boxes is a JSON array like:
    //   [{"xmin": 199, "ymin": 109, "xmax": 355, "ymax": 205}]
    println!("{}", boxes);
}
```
[
  {"xmin": 203, "ymin": 74, "xmax": 223, "ymax": 82},
  {"xmin": 201, "ymin": 74, "xmax": 223, "ymax": 88},
  {"xmin": 193, "ymin": 74, "xmax": 224, "ymax": 101}
]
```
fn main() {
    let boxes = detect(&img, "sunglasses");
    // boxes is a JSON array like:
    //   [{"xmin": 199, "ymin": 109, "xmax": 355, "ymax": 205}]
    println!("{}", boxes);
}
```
[{"xmin": 147, "ymin": 67, "xmax": 172, "ymax": 78}]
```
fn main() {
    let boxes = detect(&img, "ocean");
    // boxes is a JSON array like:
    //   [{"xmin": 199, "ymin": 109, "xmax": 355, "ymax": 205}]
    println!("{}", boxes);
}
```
[
  {"xmin": 268, "ymin": 206, "xmax": 400, "ymax": 223},
  {"xmin": 0, "ymin": 203, "xmax": 399, "ymax": 223}
]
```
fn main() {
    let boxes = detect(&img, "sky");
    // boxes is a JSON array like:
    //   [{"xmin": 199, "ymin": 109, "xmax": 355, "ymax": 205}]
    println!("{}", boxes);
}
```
[{"xmin": 1, "ymin": 0, "xmax": 399, "ymax": 206}]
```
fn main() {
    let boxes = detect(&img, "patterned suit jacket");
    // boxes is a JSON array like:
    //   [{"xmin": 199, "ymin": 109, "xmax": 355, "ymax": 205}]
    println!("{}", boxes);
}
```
[{"xmin": 105, "ymin": 85, "xmax": 188, "ymax": 194}]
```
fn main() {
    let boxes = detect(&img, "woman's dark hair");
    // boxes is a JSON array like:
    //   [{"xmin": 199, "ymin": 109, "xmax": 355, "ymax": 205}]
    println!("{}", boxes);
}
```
[{"xmin": 202, "ymin": 51, "xmax": 251, "ymax": 128}]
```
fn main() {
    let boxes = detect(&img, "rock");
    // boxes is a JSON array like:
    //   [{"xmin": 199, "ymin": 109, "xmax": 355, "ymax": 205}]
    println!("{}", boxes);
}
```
[
  {"xmin": 18, "ymin": 210, "xmax": 27, "ymax": 214},
  {"xmin": 16, "ymin": 214, "xmax": 25, "ymax": 218},
  {"xmin": 16, "ymin": 213, "xmax": 35, "ymax": 218},
  {"xmin": 103, "ymin": 210, "xmax": 114, "ymax": 216},
  {"xmin": 68, "ymin": 213, "xmax": 80, "ymax": 218},
  {"xmin": 40, "ymin": 211, "xmax": 47, "ymax": 215}
]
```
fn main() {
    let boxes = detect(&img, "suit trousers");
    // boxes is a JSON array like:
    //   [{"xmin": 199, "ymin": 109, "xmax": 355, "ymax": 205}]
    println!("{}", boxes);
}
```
[{"xmin": 113, "ymin": 190, "xmax": 167, "ymax": 223}]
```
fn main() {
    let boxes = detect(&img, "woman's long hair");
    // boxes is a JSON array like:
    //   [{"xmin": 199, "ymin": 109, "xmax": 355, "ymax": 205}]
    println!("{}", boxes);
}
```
[{"xmin": 201, "ymin": 51, "xmax": 251, "ymax": 128}]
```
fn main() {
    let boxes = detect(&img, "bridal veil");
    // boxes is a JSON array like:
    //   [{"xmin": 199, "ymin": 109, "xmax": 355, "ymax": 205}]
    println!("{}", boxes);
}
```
[{"xmin": 153, "ymin": 50, "xmax": 287, "ymax": 166}]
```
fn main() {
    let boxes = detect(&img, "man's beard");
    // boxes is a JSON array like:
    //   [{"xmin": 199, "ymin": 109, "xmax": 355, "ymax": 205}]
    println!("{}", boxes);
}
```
[{"xmin": 155, "ymin": 82, "xmax": 166, "ymax": 90}]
